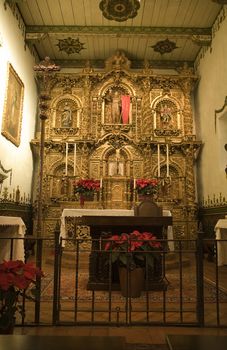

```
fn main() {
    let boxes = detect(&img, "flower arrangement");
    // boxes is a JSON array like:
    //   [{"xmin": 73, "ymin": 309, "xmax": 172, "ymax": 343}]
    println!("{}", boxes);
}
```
[
  {"xmin": 74, "ymin": 178, "xmax": 100, "ymax": 195},
  {"xmin": 136, "ymin": 178, "xmax": 159, "ymax": 196},
  {"xmin": 104, "ymin": 230, "xmax": 161, "ymax": 270},
  {"xmin": 0, "ymin": 260, "xmax": 44, "ymax": 331}
]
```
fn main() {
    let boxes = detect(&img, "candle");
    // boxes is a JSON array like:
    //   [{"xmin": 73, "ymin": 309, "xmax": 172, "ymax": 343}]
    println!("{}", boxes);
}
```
[
  {"xmin": 100, "ymin": 178, "xmax": 102, "ymax": 188},
  {"xmin": 153, "ymin": 111, "xmax": 156, "ymax": 130},
  {"xmin": 65, "ymin": 142, "xmax": 68, "ymax": 176},
  {"xmin": 157, "ymin": 144, "xmax": 160, "ymax": 177},
  {"xmin": 177, "ymin": 112, "xmax": 180, "ymax": 129},
  {"xmin": 166, "ymin": 144, "xmax": 169, "ymax": 177},
  {"xmin": 73, "ymin": 143, "xmax": 77, "ymax": 176},
  {"xmin": 133, "ymin": 178, "xmax": 136, "ymax": 189},
  {"xmin": 116, "ymin": 149, "xmax": 120, "ymax": 160}
]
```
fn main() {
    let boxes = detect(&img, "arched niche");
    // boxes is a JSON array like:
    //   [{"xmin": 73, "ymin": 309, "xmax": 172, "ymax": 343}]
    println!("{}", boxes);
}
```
[
  {"xmin": 157, "ymin": 164, "xmax": 185, "ymax": 202},
  {"xmin": 48, "ymin": 162, "xmax": 74, "ymax": 199},
  {"xmin": 103, "ymin": 146, "xmax": 132, "ymax": 178},
  {"xmin": 151, "ymin": 95, "xmax": 183, "ymax": 136},
  {"xmin": 99, "ymin": 82, "xmax": 136, "ymax": 125},
  {"xmin": 50, "ymin": 94, "xmax": 82, "ymax": 130}
]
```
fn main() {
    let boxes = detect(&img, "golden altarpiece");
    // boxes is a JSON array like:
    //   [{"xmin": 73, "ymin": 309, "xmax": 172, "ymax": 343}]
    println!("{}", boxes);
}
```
[{"xmin": 31, "ymin": 52, "xmax": 201, "ymax": 245}]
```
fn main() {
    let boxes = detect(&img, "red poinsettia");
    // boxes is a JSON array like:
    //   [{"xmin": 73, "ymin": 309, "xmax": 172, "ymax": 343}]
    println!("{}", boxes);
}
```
[
  {"xmin": 74, "ymin": 179, "xmax": 100, "ymax": 194},
  {"xmin": 136, "ymin": 178, "xmax": 159, "ymax": 195},
  {"xmin": 104, "ymin": 230, "xmax": 161, "ymax": 270},
  {"xmin": 0, "ymin": 260, "xmax": 44, "ymax": 330}
]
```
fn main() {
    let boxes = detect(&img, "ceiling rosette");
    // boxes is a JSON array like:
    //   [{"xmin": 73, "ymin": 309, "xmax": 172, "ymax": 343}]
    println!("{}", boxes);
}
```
[{"xmin": 99, "ymin": 0, "xmax": 140, "ymax": 22}]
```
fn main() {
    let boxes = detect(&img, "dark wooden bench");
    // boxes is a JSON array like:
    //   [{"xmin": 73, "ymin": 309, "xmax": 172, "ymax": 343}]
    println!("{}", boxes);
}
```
[{"xmin": 166, "ymin": 334, "xmax": 227, "ymax": 350}]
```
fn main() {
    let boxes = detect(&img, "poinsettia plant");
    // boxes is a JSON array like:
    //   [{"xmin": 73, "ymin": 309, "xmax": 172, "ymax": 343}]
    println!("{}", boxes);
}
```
[
  {"xmin": 136, "ymin": 178, "xmax": 159, "ymax": 195},
  {"xmin": 0, "ymin": 260, "xmax": 44, "ymax": 330},
  {"xmin": 104, "ymin": 230, "xmax": 161, "ymax": 270},
  {"xmin": 74, "ymin": 178, "xmax": 100, "ymax": 195}
]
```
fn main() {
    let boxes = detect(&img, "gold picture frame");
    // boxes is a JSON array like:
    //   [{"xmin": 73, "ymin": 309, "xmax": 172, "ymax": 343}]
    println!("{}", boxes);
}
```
[{"xmin": 1, "ymin": 63, "xmax": 24, "ymax": 147}]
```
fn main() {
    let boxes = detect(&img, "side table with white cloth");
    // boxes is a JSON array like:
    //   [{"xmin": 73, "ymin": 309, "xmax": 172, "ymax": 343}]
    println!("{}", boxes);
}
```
[
  {"xmin": 60, "ymin": 208, "xmax": 174, "ymax": 251},
  {"xmin": 0, "ymin": 216, "xmax": 26, "ymax": 262},
  {"xmin": 214, "ymin": 219, "xmax": 227, "ymax": 266}
]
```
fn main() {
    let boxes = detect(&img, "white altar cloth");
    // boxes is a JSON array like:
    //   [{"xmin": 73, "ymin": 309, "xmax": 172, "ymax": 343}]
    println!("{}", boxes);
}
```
[
  {"xmin": 214, "ymin": 219, "xmax": 227, "ymax": 266},
  {"xmin": 0, "ymin": 216, "xmax": 26, "ymax": 262},
  {"xmin": 60, "ymin": 208, "xmax": 174, "ymax": 251}
]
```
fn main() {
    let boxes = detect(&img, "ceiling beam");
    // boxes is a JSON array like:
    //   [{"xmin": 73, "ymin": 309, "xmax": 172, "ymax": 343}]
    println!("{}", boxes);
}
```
[
  {"xmin": 54, "ymin": 58, "xmax": 194, "ymax": 70},
  {"xmin": 25, "ymin": 25, "xmax": 211, "ymax": 38}
]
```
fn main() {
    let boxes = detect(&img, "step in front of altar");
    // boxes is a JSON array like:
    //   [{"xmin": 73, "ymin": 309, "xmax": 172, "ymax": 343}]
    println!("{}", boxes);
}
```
[
  {"xmin": 46, "ymin": 251, "xmax": 190, "ymax": 271},
  {"xmin": 45, "ymin": 250, "xmax": 90, "ymax": 271},
  {"xmin": 165, "ymin": 253, "xmax": 191, "ymax": 269}
]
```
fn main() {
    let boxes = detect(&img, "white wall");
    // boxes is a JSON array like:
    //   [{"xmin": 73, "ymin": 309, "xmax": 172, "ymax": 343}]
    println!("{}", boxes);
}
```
[
  {"xmin": 195, "ymin": 7, "xmax": 227, "ymax": 202},
  {"xmin": 0, "ymin": 1, "xmax": 37, "ymax": 199}
]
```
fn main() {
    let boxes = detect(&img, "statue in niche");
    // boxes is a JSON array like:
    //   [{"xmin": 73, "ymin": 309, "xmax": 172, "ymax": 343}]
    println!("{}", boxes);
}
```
[
  {"xmin": 104, "ymin": 88, "xmax": 130, "ymax": 124},
  {"xmin": 104, "ymin": 89, "xmax": 122, "ymax": 123},
  {"xmin": 108, "ymin": 149, "xmax": 124, "ymax": 176},
  {"xmin": 112, "ymin": 91, "xmax": 122, "ymax": 123},
  {"xmin": 160, "ymin": 103, "xmax": 172, "ymax": 123},
  {"xmin": 60, "ymin": 172, "xmax": 70, "ymax": 196},
  {"xmin": 61, "ymin": 102, "xmax": 72, "ymax": 127}
]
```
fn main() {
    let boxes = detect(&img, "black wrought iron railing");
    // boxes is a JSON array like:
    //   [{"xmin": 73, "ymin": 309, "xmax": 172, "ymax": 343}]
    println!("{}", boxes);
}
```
[{"xmin": 0, "ymin": 232, "xmax": 227, "ymax": 328}]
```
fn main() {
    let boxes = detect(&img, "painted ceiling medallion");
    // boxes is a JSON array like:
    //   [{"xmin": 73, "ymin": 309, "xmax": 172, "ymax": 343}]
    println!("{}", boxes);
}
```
[
  {"xmin": 151, "ymin": 38, "xmax": 178, "ymax": 55},
  {"xmin": 56, "ymin": 37, "xmax": 85, "ymax": 55},
  {"xmin": 99, "ymin": 0, "xmax": 140, "ymax": 22}
]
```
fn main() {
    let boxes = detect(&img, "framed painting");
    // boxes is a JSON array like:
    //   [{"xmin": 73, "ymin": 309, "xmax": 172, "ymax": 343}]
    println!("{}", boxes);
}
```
[{"xmin": 1, "ymin": 63, "xmax": 24, "ymax": 147}]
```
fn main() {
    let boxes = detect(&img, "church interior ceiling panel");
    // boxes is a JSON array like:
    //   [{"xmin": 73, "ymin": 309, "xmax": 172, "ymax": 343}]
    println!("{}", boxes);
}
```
[{"xmin": 12, "ymin": 0, "xmax": 222, "ymax": 69}]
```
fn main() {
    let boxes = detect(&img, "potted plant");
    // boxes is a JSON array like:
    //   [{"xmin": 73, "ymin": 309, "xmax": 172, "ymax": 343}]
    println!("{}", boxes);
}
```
[
  {"xmin": 104, "ymin": 230, "xmax": 161, "ymax": 297},
  {"xmin": 0, "ymin": 260, "xmax": 44, "ymax": 333},
  {"xmin": 74, "ymin": 178, "xmax": 101, "ymax": 206},
  {"xmin": 136, "ymin": 178, "xmax": 159, "ymax": 201}
]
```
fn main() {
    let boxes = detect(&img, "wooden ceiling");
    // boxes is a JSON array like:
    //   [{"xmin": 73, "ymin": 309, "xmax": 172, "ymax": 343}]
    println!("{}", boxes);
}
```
[{"xmin": 12, "ymin": 0, "xmax": 224, "ymax": 68}]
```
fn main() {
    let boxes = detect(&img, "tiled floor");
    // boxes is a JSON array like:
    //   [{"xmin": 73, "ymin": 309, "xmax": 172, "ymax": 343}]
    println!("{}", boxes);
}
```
[{"xmin": 14, "ymin": 325, "xmax": 227, "ymax": 344}]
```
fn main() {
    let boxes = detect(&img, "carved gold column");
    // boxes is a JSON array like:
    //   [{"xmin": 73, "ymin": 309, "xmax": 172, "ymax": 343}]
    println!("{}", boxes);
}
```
[
  {"xmin": 141, "ymin": 78, "xmax": 152, "ymax": 137},
  {"xmin": 143, "ymin": 144, "xmax": 152, "ymax": 178},
  {"xmin": 184, "ymin": 144, "xmax": 196, "ymax": 206},
  {"xmin": 80, "ymin": 143, "xmax": 90, "ymax": 178},
  {"xmin": 34, "ymin": 57, "xmax": 60, "ymax": 236},
  {"xmin": 81, "ymin": 76, "xmax": 91, "ymax": 137},
  {"xmin": 179, "ymin": 77, "xmax": 195, "ymax": 136}
]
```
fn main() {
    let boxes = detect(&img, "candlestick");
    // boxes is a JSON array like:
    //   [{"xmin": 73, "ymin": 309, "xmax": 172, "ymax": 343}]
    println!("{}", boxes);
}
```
[
  {"xmin": 153, "ymin": 112, "xmax": 156, "ymax": 130},
  {"xmin": 65, "ymin": 142, "xmax": 68, "ymax": 176},
  {"xmin": 177, "ymin": 112, "xmax": 180, "ymax": 129},
  {"xmin": 166, "ymin": 144, "xmax": 169, "ymax": 177},
  {"xmin": 73, "ymin": 143, "xmax": 77, "ymax": 176},
  {"xmin": 157, "ymin": 144, "xmax": 160, "ymax": 177}
]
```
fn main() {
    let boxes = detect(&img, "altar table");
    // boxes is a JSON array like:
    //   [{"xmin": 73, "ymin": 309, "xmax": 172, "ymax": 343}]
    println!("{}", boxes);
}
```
[
  {"xmin": 60, "ymin": 208, "xmax": 174, "ymax": 251},
  {"xmin": 214, "ymin": 219, "xmax": 227, "ymax": 266},
  {"xmin": 60, "ymin": 209, "xmax": 172, "ymax": 291},
  {"xmin": 0, "ymin": 216, "xmax": 25, "ymax": 262}
]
